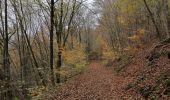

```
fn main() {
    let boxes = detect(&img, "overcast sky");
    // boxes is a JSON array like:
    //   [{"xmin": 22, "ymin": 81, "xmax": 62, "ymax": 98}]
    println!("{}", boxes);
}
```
[
  {"xmin": 87, "ymin": 0, "xmax": 94, "ymax": 3},
  {"xmin": 86, "ymin": 0, "xmax": 94, "ymax": 5}
]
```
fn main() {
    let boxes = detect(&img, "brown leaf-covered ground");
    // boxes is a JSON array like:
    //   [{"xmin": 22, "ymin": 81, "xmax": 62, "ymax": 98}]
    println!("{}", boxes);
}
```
[
  {"xmin": 50, "ymin": 62, "xmax": 142, "ymax": 100},
  {"xmin": 47, "ymin": 39, "xmax": 170, "ymax": 100}
]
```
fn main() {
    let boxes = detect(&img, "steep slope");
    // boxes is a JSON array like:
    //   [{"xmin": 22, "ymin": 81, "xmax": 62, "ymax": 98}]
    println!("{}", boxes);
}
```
[{"xmin": 116, "ymin": 38, "xmax": 170, "ymax": 99}]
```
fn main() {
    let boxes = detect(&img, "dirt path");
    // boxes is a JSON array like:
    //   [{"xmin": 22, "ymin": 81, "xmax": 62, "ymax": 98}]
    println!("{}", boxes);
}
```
[{"xmin": 52, "ymin": 61, "xmax": 131, "ymax": 100}]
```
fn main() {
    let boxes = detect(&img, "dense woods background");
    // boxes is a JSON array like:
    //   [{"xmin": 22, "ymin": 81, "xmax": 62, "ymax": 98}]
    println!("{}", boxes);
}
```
[{"xmin": 0, "ymin": 0, "xmax": 170, "ymax": 99}]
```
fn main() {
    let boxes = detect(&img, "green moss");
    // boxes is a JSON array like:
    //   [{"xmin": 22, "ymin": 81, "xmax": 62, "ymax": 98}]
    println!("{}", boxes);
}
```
[
  {"xmin": 114, "ymin": 55, "xmax": 130, "ymax": 73},
  {"xmin": 164, "ymin": 79, "xmax": 170, "ymax": 95},
  {"xmin": 150, "ymin": 95, "xmax": 157, "ymax": 100},
  {"xmin": 139, "ymin": 85, "xmax": 153, "ymax": 99},
  {"xmin": 158, "ymin": 70, "xmax": 170, "ymax": 81},
  {"xmin": 161, "ymin": 51, "xmax": 170, "ymax": 57},
  {"xmin": 147, "ymin": 52, "xmax": 161, "ymax": 62}
]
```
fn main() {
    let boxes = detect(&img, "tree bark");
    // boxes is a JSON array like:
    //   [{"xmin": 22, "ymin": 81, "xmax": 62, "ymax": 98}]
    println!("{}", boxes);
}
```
[
  {"xmin": 56, "ymin": 0, "xmax": 64, "ymax": 83},
  {"xmin": 143, "ymin": 0, "xmax": 161, "ymax": 38},
  {"xmin": 3, "ymin": 0, "xmax": 12, "ymax": 99},
  {"xmin": 50, "ymin": 0, "xmax": 55, "ymax": 86}
]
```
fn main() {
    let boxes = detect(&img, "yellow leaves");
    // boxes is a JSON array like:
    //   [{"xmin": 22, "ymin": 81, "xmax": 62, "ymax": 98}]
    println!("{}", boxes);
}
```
[
  {"xmin": 103, "ymin": 50, "xmax": 115, "ymax": 58},
  {"xmin": 28, "ymin": 86, "xmax": 46, "ymax": 98},
  {"xmin": 138, "ymin": 29, "xmax": 145, "ymax": 35},
  {"xmin": 55, "ymin": 70, "xmax": 69, "ymax": 77},
  {"xmin": 63, "ymin": 47, "xmax": 86, "ymax": 65},
  {"xmin": 123, "ymin": 45, "xmax": 142, "ymax": 54},
  {"xmin": 58, "ymin": 45, "xmax": 87, "ymax": 80},
  {"xmin": 126, "ymin": 28, "xmax": 146, "ymax": 54},
  {"xmin": 123, "ymin": 46, "xmax": 132, "ymax": 51},
  {"xmin": 95, "ymin": 35, "xmax": 108, "ymax": 51},
  {"xmin": 128, "ymin": 29, "xmax": 146, "ymax": 42},
  {"xmin": 128, "ymin": 34, "xmax": 140, "ymax": 42},
  {"xmin": 62, "ymin": 44, "xmax": 87, "ymax": 75},
  {"xmin": 96, "ymin": 35, "xmax": 104, "ymax": 45},
  {"xmin": 116, "ymin": 0, "xmax": 142, "ymax": 14},
  {"xmin": 118, "ymin": 16, "xmax": 126, "ymax": 25}
]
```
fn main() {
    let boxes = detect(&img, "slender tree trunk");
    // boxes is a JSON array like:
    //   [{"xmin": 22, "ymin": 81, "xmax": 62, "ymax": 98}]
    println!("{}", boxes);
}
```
[
  {"xmin": 50, "ymin": 0, "xmax": 55, "ymax": 86},
  {"xmin": 56, "ymin": 50, "xmax": 62, "ymax": 83},
  {"xmin": 0, "ymin": 0, "xmax": 4, "ymax": 39},
  {"xmin": 143, "ymin": 0, "xmax": 161, "ymax": 38},
  {"xmin": 3, "ymin": 0, "xmax": 12, "ymax": 99},
  {"xmin": 164, "ymin": 0, "xmax": 170, "ymax": 38},
  {"xmin": 56, "ymin": 0, "xmax": 64, "ymax": 83}
]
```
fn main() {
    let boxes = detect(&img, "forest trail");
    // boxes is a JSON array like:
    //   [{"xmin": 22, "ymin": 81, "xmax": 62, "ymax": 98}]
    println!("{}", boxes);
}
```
[{"xmin": 53, "ymin": 61, "xmax": 127, "ymax": 100}]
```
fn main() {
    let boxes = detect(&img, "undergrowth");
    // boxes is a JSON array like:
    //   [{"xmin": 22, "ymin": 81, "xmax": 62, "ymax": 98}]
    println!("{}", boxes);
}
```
[{"xmin": 29, "ymin": 45, "xmax": 88, "ymax": 99}]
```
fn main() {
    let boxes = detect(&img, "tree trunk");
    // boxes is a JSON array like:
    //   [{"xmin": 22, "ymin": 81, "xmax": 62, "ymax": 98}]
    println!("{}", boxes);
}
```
[
  {"xmin": 56, "ymin": 51, "xmax": 62, "ymax": 83},
  {"xmin": 143, "ymin": 0, "xmax": 161, "ymax": 38},
  {"xmin": 164, "ymin": 0, "xmax": 170, "ymax": 38},
  {"xmin": 3, "ymin": 0, "xmax": 12, "ymax": 99},
  {"xmin": 56, "ymin": 0, "xmax": 64, "ymax": 83},
  {"xmin": 50, "ymin": 0, "xmax": 55, "ymax": 86}
]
